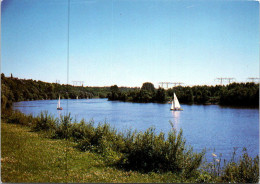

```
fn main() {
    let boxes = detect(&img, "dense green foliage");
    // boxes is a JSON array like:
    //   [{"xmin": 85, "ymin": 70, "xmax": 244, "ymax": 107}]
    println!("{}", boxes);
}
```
[
  {"xmin": 3, "ymin": 110, "xmax": 259, "ymax": 183},
  {"xmin": 1, "ymin": 73, "xmax": 112, "ymax": 109},
  {"xmin": 141, "ymin": 82, "xmax": 155, "ymax": 92},
  {"xmin": 108, "ymin": 84, "xmax": 166, "ymax": 103},
  {"xmin": 170, "ymin": 83, "xmax": 259, "ymax": 106},
  {"xmin": 1, "ymin": 74, "xmax": 144, "ymax": 110},
  {"xmin": 219, "ymin": 83, "xmax": 259, "ymax": 106},
  {"xmin": 108, "ymin": 82, "xmax": 259, "ymax": 107}
]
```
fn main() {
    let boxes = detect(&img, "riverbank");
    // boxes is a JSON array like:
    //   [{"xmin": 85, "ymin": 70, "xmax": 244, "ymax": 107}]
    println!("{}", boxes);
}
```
[
  {"xmin": 1, "ymin": 110, "xmax": 259, "ymax": 183},
  {"xmin": 1, "ymin": 121, "xmax": 188, "ymax": 183}
]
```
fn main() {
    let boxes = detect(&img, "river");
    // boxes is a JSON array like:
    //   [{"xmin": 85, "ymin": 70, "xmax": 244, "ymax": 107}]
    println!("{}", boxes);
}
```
[{"xmin": 13, "ymin": 98, "xmax": 259, "ymax": 161}]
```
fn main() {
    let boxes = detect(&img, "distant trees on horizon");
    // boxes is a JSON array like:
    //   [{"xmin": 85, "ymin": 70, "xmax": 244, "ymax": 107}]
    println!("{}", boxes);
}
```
[
  {"xmin": 1, "ymin": 73, "xmax": 259, "ymax": 110},
  {"xmin": 1, "ymin": 73, "xmax": 110, "ymax": 110},
  {"xmin": 108, "ymin": 81, "xmax": 259, "ymax": 107}
]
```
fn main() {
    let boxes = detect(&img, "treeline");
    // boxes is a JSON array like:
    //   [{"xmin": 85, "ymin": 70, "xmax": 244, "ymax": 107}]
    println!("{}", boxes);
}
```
[
  {"xmin": 107, "ymin": 83, "xmax": 166, "ymax": 103},
  {"xmin": 1, "ymin": 73, "xmax": 111, "ymax": 109},
  {"xmin": 108, "ymin": 82, "xmax": 259, "ymax": 107},
  {"xmin": 1, "ymin": 74, "xmax": 259, "ymax": 109},
  {"xmin": 3, "ymin": 110, "xmax": 259, "ymax": 183}
]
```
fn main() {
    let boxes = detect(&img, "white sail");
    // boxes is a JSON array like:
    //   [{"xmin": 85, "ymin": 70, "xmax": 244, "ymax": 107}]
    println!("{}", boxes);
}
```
[
  {"xmin": 58, "ymin": 96, "xmax": 60, "ymax": 108},
  {"xmin": 173, "ymin": 93, "xmax": 181, "ymax": 109},
  {"xmin": 171, "ymin": 100, "xmax": 174, "ymax": 109}
]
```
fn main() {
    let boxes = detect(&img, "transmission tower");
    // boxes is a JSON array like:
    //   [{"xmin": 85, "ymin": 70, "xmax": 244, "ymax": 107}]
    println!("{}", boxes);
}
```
[
  {"xmin": 216, "ymin": 78, "xmax": 235, "ymax": 85},
  {"xmin": 72, "ymin": 81, "xmax": 84, "ymax": 86},
  {"xmin": 158, "ymin": 82, "xmax": 183, "ymax": 89},
  {"xmin": 247, "ymin": 78, "xmax": 259, "ymax": 83},
  {"xmin": 172, "ymin": 82, "xmax": 184, "ymax": 87}
]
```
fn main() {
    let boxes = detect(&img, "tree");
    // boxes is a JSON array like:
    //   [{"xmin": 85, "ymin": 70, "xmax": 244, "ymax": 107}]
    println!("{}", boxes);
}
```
[
  {"xmin": 141, "ymin": 82, "xmax": 155, "ymax": 92},
  {"xmin": 110, "ymin": 85, "xmax": 119, "ymax": 93},
  {"xmin": 155, "ymin": 87, "xmax": 166, "ymax": 103},
  {"xmin": 108, "ymin": 85, "xmax": 120, "ymax": 100}
]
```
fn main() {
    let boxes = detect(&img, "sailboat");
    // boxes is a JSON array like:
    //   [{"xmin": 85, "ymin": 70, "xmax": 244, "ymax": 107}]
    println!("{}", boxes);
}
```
[
  {"xmin": 170, "ymin": 93, "xmax": 183, "ymax": 111},
  {"xmin": 57, "ymin": 95, "xmax": 63, "ymax": 110}
]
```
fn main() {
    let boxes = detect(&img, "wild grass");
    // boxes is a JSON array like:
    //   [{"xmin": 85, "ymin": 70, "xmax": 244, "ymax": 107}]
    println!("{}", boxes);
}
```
[
  {"xmin": 204, "ymin": 148, "xmax": 259, "ymax": 183},
  {"xmin": 2, "ymin": 110, "xmax": 259, "ymax": 183},
  {"xmin": 1, "ymin": 121, "xmax": 195, "ymax": 183}
]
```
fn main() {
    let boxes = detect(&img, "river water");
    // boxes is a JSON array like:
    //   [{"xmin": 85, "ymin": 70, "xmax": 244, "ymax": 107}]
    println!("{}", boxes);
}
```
[{"xmin": 13, "ymin": 98, "xmax": 259, "ymax": 161}]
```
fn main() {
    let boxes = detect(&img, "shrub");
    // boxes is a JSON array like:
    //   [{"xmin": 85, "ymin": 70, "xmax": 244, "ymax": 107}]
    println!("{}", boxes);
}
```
[
  {"xmin": 33, "ymin": 111, "xmax": 58, "ymax": 132},
  {"xmin": 70, "ymin": 119, "xmax": 95, "ymax": 141},
  {"xmin": 7, "ymin": 110, "xmax": 34, "ymax": 126},
  {"xmin": 76, "ymin": 122, "xmax": 125, "ymax": 154},
  {"xmin": 118, "ymin": 124, "xmax": 205, "ymax": 176},
  {"xmin": 52, "ymin": 114, "xmax": 72, "ymax": 139}
]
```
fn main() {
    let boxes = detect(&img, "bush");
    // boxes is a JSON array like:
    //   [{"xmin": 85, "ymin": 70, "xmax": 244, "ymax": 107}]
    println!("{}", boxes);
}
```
[
  {"xmin": 7, "ymin": 111, "xmax": 34, "ymax": 126},
  {"xmin": 33, "ymin": 111, "xmax": 58, "ymax": 132},
  {"xmin": 52, "ymin": 114, "xmax": 72, "ymax": 139},
  {"xmin": 76, "ymin": 122, "xmax": 124, "ymax": 153},
  {"xmin": 119, "ymin": 125, "xmax": 205, "ymax": 176},
  {"xmin": 70, "ymin": 119, "xmax": 95, "ymax": 141}
]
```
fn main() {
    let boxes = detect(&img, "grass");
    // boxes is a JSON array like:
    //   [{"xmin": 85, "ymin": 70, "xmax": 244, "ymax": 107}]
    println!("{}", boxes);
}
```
[
  {"xmin": 4, "ymin": 110, "xmax": 205, "ymax": 176},
  {"xmin": 1, "ymin": 121, "xmax": 191, "ymax": 183}
]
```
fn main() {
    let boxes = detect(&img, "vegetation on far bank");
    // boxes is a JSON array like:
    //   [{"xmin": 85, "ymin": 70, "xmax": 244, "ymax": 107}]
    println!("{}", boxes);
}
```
[
  {"xmin": 1, "ymin": 110, "xmax": 259, "ymax": 183},
  {"xmin": 0, "ymin": 73, "xmax": 138, "ymax": 109},
  {"xmin": 1, "ymin": 73, "xmax": 258, "ymax": 110},
  {"xmin": 108, "ymin": 82, "xmax": 259, "ymax": 107},
  {"xmin": 0, "ymin": 73, "xmax": 108, "ymax": 109}
]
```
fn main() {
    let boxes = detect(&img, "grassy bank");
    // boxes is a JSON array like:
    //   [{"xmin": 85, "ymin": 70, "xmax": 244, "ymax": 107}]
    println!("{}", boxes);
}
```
[
  {"xmin": 1, "ymin": 110, "xmax": 259, "ymax": 183},
  {"xmin": 2, "ymin": 121, "xmax": 194, "ymax": 183}
]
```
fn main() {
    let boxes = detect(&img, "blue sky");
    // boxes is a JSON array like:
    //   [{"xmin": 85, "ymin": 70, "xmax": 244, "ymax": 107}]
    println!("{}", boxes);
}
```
[{"xmin": 1, "ymin": 0, "xmax": 259, "ymax": 87}]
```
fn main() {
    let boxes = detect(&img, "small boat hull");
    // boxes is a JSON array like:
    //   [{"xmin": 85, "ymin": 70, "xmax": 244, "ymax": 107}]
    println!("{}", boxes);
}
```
[
  {"xmin": 170, "ymin": 108, "xmax": 183, "ymax": 111},
  {"xmin": 57, "ymin": 107, "xmax": 63, "ymax": 110}
]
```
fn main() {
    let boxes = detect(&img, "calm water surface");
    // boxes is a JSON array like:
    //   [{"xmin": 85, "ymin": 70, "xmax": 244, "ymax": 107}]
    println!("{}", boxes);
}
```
[{"xmin": 13, "ymin": 98, "xmax": 259, "ymax": 161}]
